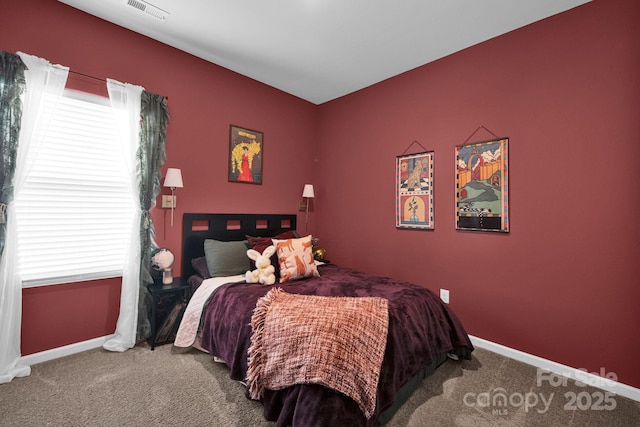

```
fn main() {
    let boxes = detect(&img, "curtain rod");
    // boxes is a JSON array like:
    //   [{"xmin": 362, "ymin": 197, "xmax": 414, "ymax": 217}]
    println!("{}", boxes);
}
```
[
  {"xmin": 69, "ymin": 69, "xmax": 105, "ymax": 83},
  {"xmin": 68, "ymin": 70, "xmax": 168, "ymax": 99}
]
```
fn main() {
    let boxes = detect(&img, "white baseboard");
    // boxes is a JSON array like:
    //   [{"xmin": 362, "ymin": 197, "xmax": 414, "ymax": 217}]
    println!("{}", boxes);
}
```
[
  {"xmin": 20, "ymin": 334, "xmax": 115, "ymax": 366},
  {"xmin": 469, "ymin": 335, "xmax": 640, "ymax": 403}
]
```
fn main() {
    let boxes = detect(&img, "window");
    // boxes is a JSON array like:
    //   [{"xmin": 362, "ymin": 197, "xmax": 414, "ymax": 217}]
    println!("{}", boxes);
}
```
[{"xmin": 15, "ymin": 90, "xmax": 137, "ymax": 287}]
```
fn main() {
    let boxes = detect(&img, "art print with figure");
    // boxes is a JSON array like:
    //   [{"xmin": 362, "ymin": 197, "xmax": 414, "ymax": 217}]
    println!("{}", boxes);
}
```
[
  {"xmin": 229, "ymin": 125, "xmax": 263, "ymax": 184},
  {"xmin": 455, "ymin": 138, "xmax": 509, "ymax": 232},
  {"xmin": 395, "ymin": 151, "xmax": 434, "ymax": 229}
]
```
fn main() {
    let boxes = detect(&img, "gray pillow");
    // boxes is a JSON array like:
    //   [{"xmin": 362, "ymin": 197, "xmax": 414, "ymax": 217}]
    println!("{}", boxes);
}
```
[{"xmin": 203, "ymin": 239, "xmax": 250, "ymax": 277}]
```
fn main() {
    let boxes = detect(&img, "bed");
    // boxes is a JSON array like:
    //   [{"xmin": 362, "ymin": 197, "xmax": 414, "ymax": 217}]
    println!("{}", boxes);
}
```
[{"xmin": 175, "ymin": 213, "xmax": 474, "ymax": 426}]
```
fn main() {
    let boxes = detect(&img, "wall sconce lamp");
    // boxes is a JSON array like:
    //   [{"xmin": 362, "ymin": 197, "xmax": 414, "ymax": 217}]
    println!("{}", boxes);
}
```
[
  {"xmin": 163, "ymin": 168, "xmax": 183, "ymax": 226},
  {"xmin": 300, "ymin": 184, "xmax": 314, "ymax": 230}
]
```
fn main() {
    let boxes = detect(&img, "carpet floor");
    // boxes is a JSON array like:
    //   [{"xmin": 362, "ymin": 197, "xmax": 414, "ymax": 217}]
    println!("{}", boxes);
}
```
[{"xmin": 1, "ymin": 343, "xmax": 638, "ymax": 426}]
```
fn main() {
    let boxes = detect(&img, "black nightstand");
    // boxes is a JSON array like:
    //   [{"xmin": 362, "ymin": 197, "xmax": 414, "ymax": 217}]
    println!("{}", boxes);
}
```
[{"xmin": 147, "ymin": 277, "xmax": 191, "ymax": 350}]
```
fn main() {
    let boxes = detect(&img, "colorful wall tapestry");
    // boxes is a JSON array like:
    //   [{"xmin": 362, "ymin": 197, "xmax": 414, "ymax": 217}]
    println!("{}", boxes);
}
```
[
  {"xmin": 395, "ymin": 151, "xmax": 434, "ymax": 230},
  {"xmin": 455, "ymin": 138, "xmax": 509, "ymax": 232}
]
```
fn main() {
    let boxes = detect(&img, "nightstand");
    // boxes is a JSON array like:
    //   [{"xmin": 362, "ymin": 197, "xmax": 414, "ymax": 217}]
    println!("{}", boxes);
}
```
[{"xmin": 147, "ymin": 277, "xmax": 191, "ymax": 350}]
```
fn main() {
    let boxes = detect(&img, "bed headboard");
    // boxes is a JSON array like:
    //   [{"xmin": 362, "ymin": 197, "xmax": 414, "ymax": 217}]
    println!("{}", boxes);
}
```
[{"xmin": 181, "ymin": 213, "xmax": 297, "ymax": 278}]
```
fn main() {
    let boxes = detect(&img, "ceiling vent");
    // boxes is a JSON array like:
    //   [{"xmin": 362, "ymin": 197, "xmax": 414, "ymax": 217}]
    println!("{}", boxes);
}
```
[{"xmin": 125, "ymin": 0, "xmax": 169, "ymax": 21}]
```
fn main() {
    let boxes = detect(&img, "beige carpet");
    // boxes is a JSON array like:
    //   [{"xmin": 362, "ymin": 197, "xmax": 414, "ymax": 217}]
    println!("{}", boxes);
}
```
[{"xmin": 1, "ymin": 343, "xmax": 638, "ymax": 426}]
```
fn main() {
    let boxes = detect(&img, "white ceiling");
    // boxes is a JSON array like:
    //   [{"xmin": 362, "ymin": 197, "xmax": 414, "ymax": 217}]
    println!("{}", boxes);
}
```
[{"xmin": 58, "ymin": 0, "xmax": 590, "ymax": 105}]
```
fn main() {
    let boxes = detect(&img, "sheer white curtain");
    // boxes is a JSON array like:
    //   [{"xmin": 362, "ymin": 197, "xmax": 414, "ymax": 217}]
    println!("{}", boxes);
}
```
[
  {"xmin": 0, "ymin": 52, "xmax": 68, "ymax": 383},
  {"xmin": 102, "ymin": 79, "xmax": 144, "ymax": 352}
]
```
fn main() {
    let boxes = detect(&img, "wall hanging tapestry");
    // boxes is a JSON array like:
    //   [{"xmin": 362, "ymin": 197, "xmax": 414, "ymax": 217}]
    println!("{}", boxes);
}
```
[
  {"xmin": 395, "ymin": 150, "xmax": 434, "ymax": 230},
  {"xmin": 455, "ymin": 137, "xmax": 509, "ymax": 232},
  {"xmin": 229, "ymin": 125, "xmax": 263, "ymax": 184}
]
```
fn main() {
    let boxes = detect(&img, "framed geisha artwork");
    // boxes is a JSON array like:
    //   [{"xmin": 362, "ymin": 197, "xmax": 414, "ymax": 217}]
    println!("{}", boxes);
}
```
[
  {"xmin": 228, "ymin": 125, "xmax": 263, "ymax": 184},
  {"xmin": 395, "ymin": 151, "xmax": 434, "ymax": 230},
  {"xmin": 455, "ymin": 138, "xmax": 509, "ymax": 232}
]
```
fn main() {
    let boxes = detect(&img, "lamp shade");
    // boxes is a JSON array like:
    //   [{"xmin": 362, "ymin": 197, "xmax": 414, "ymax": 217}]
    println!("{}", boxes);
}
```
[
  {"xmin": 302, "ymin": 184, "xmax": 314, "ymax": 198},
  {"xmin": 164, "ymin": 168, "xmax": 183, "ymax": 188}
]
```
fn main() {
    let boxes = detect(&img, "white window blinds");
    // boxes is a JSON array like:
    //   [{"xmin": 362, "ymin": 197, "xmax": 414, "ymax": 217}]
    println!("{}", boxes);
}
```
[{"xmin": 15, "ymin": 90, "xmax": 137, "ymax": 286}]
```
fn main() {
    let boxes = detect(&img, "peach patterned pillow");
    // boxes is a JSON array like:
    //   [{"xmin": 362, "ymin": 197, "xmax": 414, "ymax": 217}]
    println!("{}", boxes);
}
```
[{"xmin": 272, "ymin": 235, "xmax": 320, "ymax": 283}]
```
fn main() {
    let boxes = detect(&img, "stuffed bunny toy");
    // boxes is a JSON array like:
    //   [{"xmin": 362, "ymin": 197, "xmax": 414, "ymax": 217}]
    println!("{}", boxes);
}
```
[{"xmin": 245, "ymin": 245, "xmax": 276, "ymax": 285}]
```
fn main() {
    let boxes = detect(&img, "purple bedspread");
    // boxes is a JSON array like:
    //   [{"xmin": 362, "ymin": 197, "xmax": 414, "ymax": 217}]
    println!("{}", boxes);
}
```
[{"xmin": 200, "ymin": 264, "xmax": 473, "ymax": 426}]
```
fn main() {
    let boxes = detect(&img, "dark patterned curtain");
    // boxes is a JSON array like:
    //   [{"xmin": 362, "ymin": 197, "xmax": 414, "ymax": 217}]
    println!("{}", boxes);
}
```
[
  {"xmin": 0, "ymin": 52, "xmax": 26, "ymax": 259},
  {"xmin": 136, "ymin": 90, "xmax": 169, "ymax": 342}
]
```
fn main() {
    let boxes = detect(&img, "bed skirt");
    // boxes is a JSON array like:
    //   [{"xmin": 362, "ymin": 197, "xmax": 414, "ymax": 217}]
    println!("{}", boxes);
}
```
[{"xmin": 377, "ymin": 352, "xmax": 449, "ymax": 424}]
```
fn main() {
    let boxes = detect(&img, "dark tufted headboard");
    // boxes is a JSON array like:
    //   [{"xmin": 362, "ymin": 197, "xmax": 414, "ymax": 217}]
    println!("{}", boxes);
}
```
[{"xmin": 181, "ymin": 213, "xmax": 297, "ymax": 278}]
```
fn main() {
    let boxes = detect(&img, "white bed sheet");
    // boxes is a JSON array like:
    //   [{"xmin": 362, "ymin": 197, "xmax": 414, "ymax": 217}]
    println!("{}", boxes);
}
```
[{"xmin": 174, "ymin": 275, "xmax": 244, "ymax": 348}]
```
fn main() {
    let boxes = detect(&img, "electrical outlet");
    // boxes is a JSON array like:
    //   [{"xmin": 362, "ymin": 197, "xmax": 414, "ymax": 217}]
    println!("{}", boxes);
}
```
[{"xmin": 440, "ymin": 289, "xmax": 450, "ymax": 304}]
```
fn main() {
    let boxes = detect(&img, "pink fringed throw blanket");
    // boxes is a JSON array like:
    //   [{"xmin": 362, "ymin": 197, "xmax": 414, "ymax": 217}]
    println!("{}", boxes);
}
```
[{"xmin": 247, "ymin": 288, "xmax": 389, "ymax": 419}]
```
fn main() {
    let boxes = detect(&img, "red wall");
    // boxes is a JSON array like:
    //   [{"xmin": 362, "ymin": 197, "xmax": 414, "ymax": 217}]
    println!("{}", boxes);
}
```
[
  {"xmin": 2, "ymin": 0, "xmax": 639, "ymax": 390},
  {"xmin": 315, "ymin": 0, "xmax": 640, "ymax": 388},
  {"xmin": 21, "ymin": 279, "xmax": 121, "ymax": 355}
]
